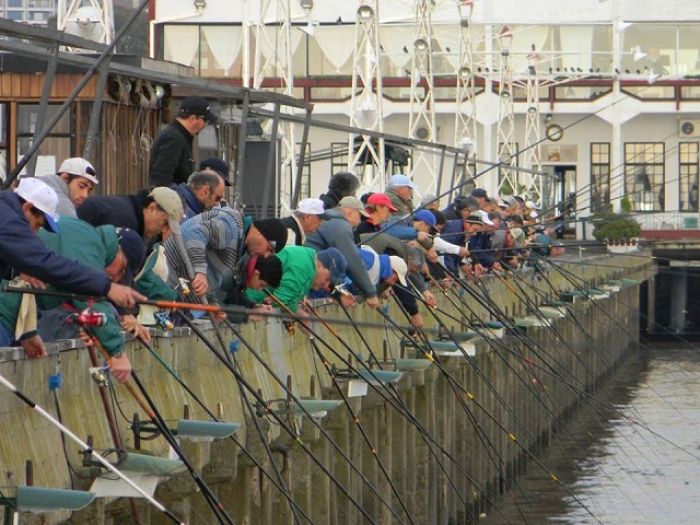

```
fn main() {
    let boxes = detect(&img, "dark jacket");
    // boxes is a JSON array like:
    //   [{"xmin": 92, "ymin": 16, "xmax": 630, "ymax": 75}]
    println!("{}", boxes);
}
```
[
  {"xmin": 77, "ymin": 192, "xmax": 146, "ymax": 237},
  {"xmin": 149, "ymin": 120, "xmax": 195, "ymax": 187},
  {"xmin": 306, "ymin": 209, "xmax": 376, "ymax": 298},
  {"xmin": 441, "ymin": 204, "xmax": 461, "ymax": 221},
  {"xmin": 318, "ymin": 190, "xmax": 342, "ymax": 210},
  {"xmin": 469, "ymin": 232, "xmax": 496, "ymax": 269},
  {"xmin": 441, "ymin": 219, "xmax": 466, "ymax": 274},
  {"xmin": 281, "ymin": 216, "xmax": 304, "ymax": 246},
  {"xmin": 173, "ymin": 183, "xmax": 204, "ymax": 220},
  {"xmin": 0, "ymin": 191, "xmax": 110, "ymax": 295}
]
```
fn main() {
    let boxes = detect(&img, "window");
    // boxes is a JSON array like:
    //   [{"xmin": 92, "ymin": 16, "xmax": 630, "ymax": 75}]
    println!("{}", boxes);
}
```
[
  {"xmin": 16, "ymin": 104, "xmax": 72, "ymax": 176},
  {"xmin": 590, "ymin": 143, "xmax": 610, "ymax": 213},
  {"xmin": 330, "ymin": 141, "xmax": 348, "ymax": 177},
  {"xmin": 0, "ymin": 104, "xmax": 8, "ymax": 183},
  {"xmin": 679, "ymin": 142, "xmax": 699, "ymax": 212},
  {"xmin": 624, "ymin": 142, "xmax": 665, "ymax": 212}
]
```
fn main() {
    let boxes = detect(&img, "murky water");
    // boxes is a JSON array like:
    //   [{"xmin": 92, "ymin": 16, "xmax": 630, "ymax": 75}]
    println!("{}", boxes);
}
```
[{"xmin": 480, "ymin": 347, "xmax": 700, "ymax": 525}]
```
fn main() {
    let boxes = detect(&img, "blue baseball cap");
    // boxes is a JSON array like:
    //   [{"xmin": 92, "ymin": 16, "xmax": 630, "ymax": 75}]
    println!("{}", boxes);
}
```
[
  {"xmin": 317, "ymin": 248, "xmax": 348, "ymax": 286},
  {"xmin": 413, "ymin": 209, "xmax": 437, "ymax": 228},
  {"xmin": 387, "ymin": 174, "xmax": 417, "ymax": 190}
]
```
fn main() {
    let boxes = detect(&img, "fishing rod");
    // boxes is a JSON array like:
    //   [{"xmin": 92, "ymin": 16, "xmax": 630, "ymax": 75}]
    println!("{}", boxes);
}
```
[
  {"xmin": 331, "ymin": 301, "xmax": 521, "ymax": 525},
  {"xmin": 266, "ymin": 293, "xmax": 415, "ymax": 525},
  {"xmin": 0, "ymin": 286, "xmax": 450, "ymax": 336},
  {"xmin": 0, "ymin": 371, "xmax": 186, "ymax": 524},
  {"xmin": 82, "ymin": 329, "xmax": 237, "ymax": 525},
  {"xmin": 422, "ymin": 272, "xmax": 660, "ymax": 516},
  {"xmin": 542, "ymin": 260, "xmax": 700, "ymax": 460},
  {"xmin": 175, "ymin": 312, "xmax": 384, "ymax": 525},
  {"xmin": 387, "ymin": 290, "xmax": 536, "ymax": 524},
  {"xmin": 132, "ymin": 334, "xmax": 314, "ymax": 525},
  {"xmin": 207, "ymin": 314, "xmax": 306, "ymax": 525},
  {"xmin": 251, "ymin": 296, "xmax": 510, "ymax": 523}
]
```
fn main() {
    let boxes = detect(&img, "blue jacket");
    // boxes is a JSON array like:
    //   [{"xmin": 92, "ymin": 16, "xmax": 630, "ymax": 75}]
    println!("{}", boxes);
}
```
[
  {"xmin": 0, "ymin": 191, "xmax": 110, "ymax": 296},
  {"xmin": 173, "ymin": 183, "xmax": 204, "ymax": 220},
  {"xmin": 441, "ymin": 219, "xmax": 466, "ymax": 273},
  {"xmin": 469, "ymin": 232, "xmax": 496, "ymax": 269}
]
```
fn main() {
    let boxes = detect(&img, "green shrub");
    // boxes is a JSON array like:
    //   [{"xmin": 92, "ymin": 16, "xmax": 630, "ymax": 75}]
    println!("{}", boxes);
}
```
[{"xmin": 591, "ymin": 213, "xmax": 641, "ymax": 241}]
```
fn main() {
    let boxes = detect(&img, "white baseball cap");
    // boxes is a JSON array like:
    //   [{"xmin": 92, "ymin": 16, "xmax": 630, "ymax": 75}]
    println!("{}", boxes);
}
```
[
  {"xmin": 15, "ymin": 177, "xmax": 60, "ymax": 233},
  {"xmin": 389, "ymin": 256, "xmax": 408, "ymax": 286},
  {"xmin": 477, "ymin": 209, "xmax": 495, "ymax": 226},
  {"xmin": 525, "ymin": 200, "xmax": 541, "ymax": 210},
  {"xmin": 58, "ymin": 157, "xmax": 99, "ymax": 185},
  {"xmin": 296, "ymin": 198, "xmax": 326, "ymax": 216},
  {"xmin": 149, "ymin": 187, "xmax": 184, "ymax": 235}
]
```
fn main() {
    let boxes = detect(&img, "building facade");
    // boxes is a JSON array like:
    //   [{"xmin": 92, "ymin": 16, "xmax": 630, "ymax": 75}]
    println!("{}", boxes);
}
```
[
  {"xmin": 0, "ymin": 0, "xmax": 56, "ymax": 25},
  {"xmin": 151, "ymin": 0, "xmax": 700, "ymax": 233}
]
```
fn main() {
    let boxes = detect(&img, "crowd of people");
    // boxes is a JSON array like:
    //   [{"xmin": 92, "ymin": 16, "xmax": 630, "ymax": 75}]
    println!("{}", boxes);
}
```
[{"xmin": 0, "ymin": 96, "xmax": 563, "ymax": 385}]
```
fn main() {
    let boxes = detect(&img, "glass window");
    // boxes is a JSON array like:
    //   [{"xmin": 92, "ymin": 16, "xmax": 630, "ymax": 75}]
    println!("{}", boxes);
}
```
[
  {"xmin": 622, "ymin": 24, "xmax": 675, "ymax": 77},
  {"xmin": 555, "ymin": 86, "xmax": 611, "ymax": 100},
  {"xmin": 8, "ymin": 0, "xmax": 23, "ymax": 7},
  {"xmin": 16, "ymin": 104, "xmax": 72, "ymax": 177},
  {"xmin": 624, "ymin": 142, "xmax": 665, "ymax": 212},
  {"xmin": 679, "ymin": 142, "xmax": 699, "ymax": 212},
  {"xmin": 330, "ymin": 141, "xmax": 348, "ymax": 177},
  {"xmin": 590, "ymin": 143, "xmax": 610, "ymax": 213},
  {"xmin": 621, "ymin": 86, "xmax": 674, "ymax": 100},
  {"xmin": 7, "ymin": 10, "xmax": 25, "ymax": 20}
]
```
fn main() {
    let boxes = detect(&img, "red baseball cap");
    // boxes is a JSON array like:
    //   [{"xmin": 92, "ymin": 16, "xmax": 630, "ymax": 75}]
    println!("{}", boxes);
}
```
[{"xmin": 367, "ymin": 193, "xmax": 397, "ymax": 211}]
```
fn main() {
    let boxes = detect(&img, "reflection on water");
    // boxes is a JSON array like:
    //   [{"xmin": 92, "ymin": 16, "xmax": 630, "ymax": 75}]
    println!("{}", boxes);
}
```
[{"xmin": 480, "ymin": 348, "xmax": 700, "ymax": 525}]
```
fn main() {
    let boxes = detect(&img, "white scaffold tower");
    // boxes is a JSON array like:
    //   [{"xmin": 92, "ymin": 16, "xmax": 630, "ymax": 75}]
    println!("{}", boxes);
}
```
[
  {"xmin": 348, "ymin": 0, "xmax": 386, "ymax": 190},
  {"xmin": 522, "ymin": 45, "xmax": 543, "ymax": 203},
  {"xmin": 253, "ymin": 0, "xmax": 298, "ymax": 214},
  {"xmin": 495, "ymin": 26, "xmax": 518, "ymax": 197},
  {"xmin": 57, "ymin": 0, "xmax": 115, "ymax": 47},
  {"xmin": 454, "ymin": 0, "xmax": 477, "ymax": 191},
  {"xmin": 407, "ymin": 0, "xmax": 437, "ymax": 193}
]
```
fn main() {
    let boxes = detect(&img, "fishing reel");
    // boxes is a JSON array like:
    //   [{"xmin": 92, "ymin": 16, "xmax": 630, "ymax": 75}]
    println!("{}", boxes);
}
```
[
  {"xmin": 178, "ymin": 278, "xmax": 191, "ymax": 296},
  {"xmin": 283, "ymin": 320, "xmax": 296, "ymax": 335},
  {"xmin": 153, "ymin": 310, "xmax": 174, "ymax": 331},
  {"xmin": 89, "ymin": 366, "xmax": 111, "ymax": 388},
  {"xmin": 68, "ymin": 307, "xmax": 107, "ymax": 327}
]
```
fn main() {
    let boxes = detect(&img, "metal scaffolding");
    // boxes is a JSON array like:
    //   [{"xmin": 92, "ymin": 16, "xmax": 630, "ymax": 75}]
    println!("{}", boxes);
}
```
[
  {"xmin": 348, "ymin": 0, "xmax": 386, "ymax": 190},
  {"xmin": 57, "ymin": 0, "xmax": 114, "ymax": 47},
  {"xmin": 408, "ymin": 0, "xmax": 437, "ymax": 193},
  {"xmin": 496, "ymin": 26, "xmax": 518, "ymax": 197},
  {"xmin": 253, "ymin": 0, "xmax": 298, "ymax": 214},
  {"xmin": 522, "ymin": 45, "xmax": 543, "ymax": 203},
  {"xmin": 454, "ymin": 0, "xmax": 477, "ymax": 192}
]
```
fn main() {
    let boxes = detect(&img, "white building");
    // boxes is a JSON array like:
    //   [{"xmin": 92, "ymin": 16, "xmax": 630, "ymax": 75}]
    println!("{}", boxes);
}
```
[
  {"xmin": 151, "ymin": 0, "xmax": 700, "ymax": 233},
  {"xmin": 0, "ymin": 0, "xmax": 56, "ymax": 25}
]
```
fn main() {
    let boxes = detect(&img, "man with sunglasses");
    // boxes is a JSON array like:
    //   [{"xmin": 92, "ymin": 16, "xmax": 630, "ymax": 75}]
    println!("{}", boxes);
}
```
[
  {"xmin": 149, "ymin": 96, "xmax": 218, "ymax": 187},
  {"xmin": 37, "ymin": 157, "xmax": 98, "ymax": 218},
  {"xmin": 173, "ymin": 170, "xmax": 226, "ymax": 220}
]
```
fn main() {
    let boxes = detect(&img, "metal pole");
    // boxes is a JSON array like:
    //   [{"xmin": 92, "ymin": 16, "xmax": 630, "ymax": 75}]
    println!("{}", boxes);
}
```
[
  {"xmin": 291, "ymin": 108, "xmax": 312, "ymax": 209},
  {"xmin": 435, "ymin": 146, "xmax": 446, "ymax": 196},
  {"xmin": 234, "ymin": 90, "xmax": 250, "ymax": 210},
  {"xmin": 83, "ymin": 61, "xmax": 112, "ymax": 165},
  {"xmin": 26, "ymin": 42, "xmax": 59, "ymax": 178},
  {"xmin": 261, "ymin": 103, "xmax": 280, "ymax": 219},
  {"xmin": 3, "ymin": 0, "xmax": 151, "ymax": 189},
  {"xmin": 448, "ymin": 151, "xmax": 460, "ymax": 202}
]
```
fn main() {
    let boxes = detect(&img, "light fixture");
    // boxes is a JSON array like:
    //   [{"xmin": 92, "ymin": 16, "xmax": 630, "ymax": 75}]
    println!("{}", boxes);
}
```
[
  {"xmin": 545, "ymin": 113, "xmax": 553, "ymax": 123},
  {"xmin": 14, "ymin": 486, "xmax": 96, "ymax": 513},
  {"xmin": 193, "ymin": 0, "xmax": 206, "ymax": 10},
  {"xmin": 632, "ymin": 45, "xmax": 647, "ymax": 62},
  {"xmin": 117, "ymin": 453, "xmax": 186, "ymax": 477},
  {"xmin": 647, "ymin": 70, "xmax": 659, "ymax": 84},
  {"xmin": 175, "ymin": 419, "xmax": 240, "ymax": 442},
  {"xmin": 357, "ymin": 4, "xmax": 374, "ymax": 19},
  {"xmin": 414, "ymin": 37, "xmax": 429, "ymax": 51},
  {"xmin": 154, "ymin": 85, "xmax": 165, "ymax": 99},
  {"xmin": 527, "ymin": 105, "xmax": 537, "ymax": 113},
  {"xmin": 457, "ymin": 0, "xmax": 474, "ymax": 25},
  {"xmin": 498, "ymin": 25, "xmax": 513, "ymax": 52},
  {"xmin": 500, "ymin": 89, "xmax": 511, "ymax": 99},
  {"xmin": 300, "ymin": 0, "xmax": 313, "ymax": 13},
  {"xmin": 458, "ymin": 66, "xmax": 471, "ymax": 79}
]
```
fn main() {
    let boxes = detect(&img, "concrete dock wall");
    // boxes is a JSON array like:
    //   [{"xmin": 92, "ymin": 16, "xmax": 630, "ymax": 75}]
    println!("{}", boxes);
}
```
[{"xmin": 0, "ymin": 254, "xmax": 654, "ymax": 524}]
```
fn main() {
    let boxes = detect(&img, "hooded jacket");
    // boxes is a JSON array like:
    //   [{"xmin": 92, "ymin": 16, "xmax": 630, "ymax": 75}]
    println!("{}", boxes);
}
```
[
  {"xmin": 36, "ymin": 174, "xmax": 77, "ymax": 218},
  {"xmin": 305, "ymin": 209, "xmax": 376, "ymax": 298}
]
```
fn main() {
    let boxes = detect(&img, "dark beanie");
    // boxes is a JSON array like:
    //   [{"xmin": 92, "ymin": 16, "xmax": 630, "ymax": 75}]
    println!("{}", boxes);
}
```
[
  {"xmin": 252, "ymin": 218, "xmax": 287, "ymax": 253},
  {"xmin": 116, "ymin": 228, "xmax": 146, "ymax": 276}
]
